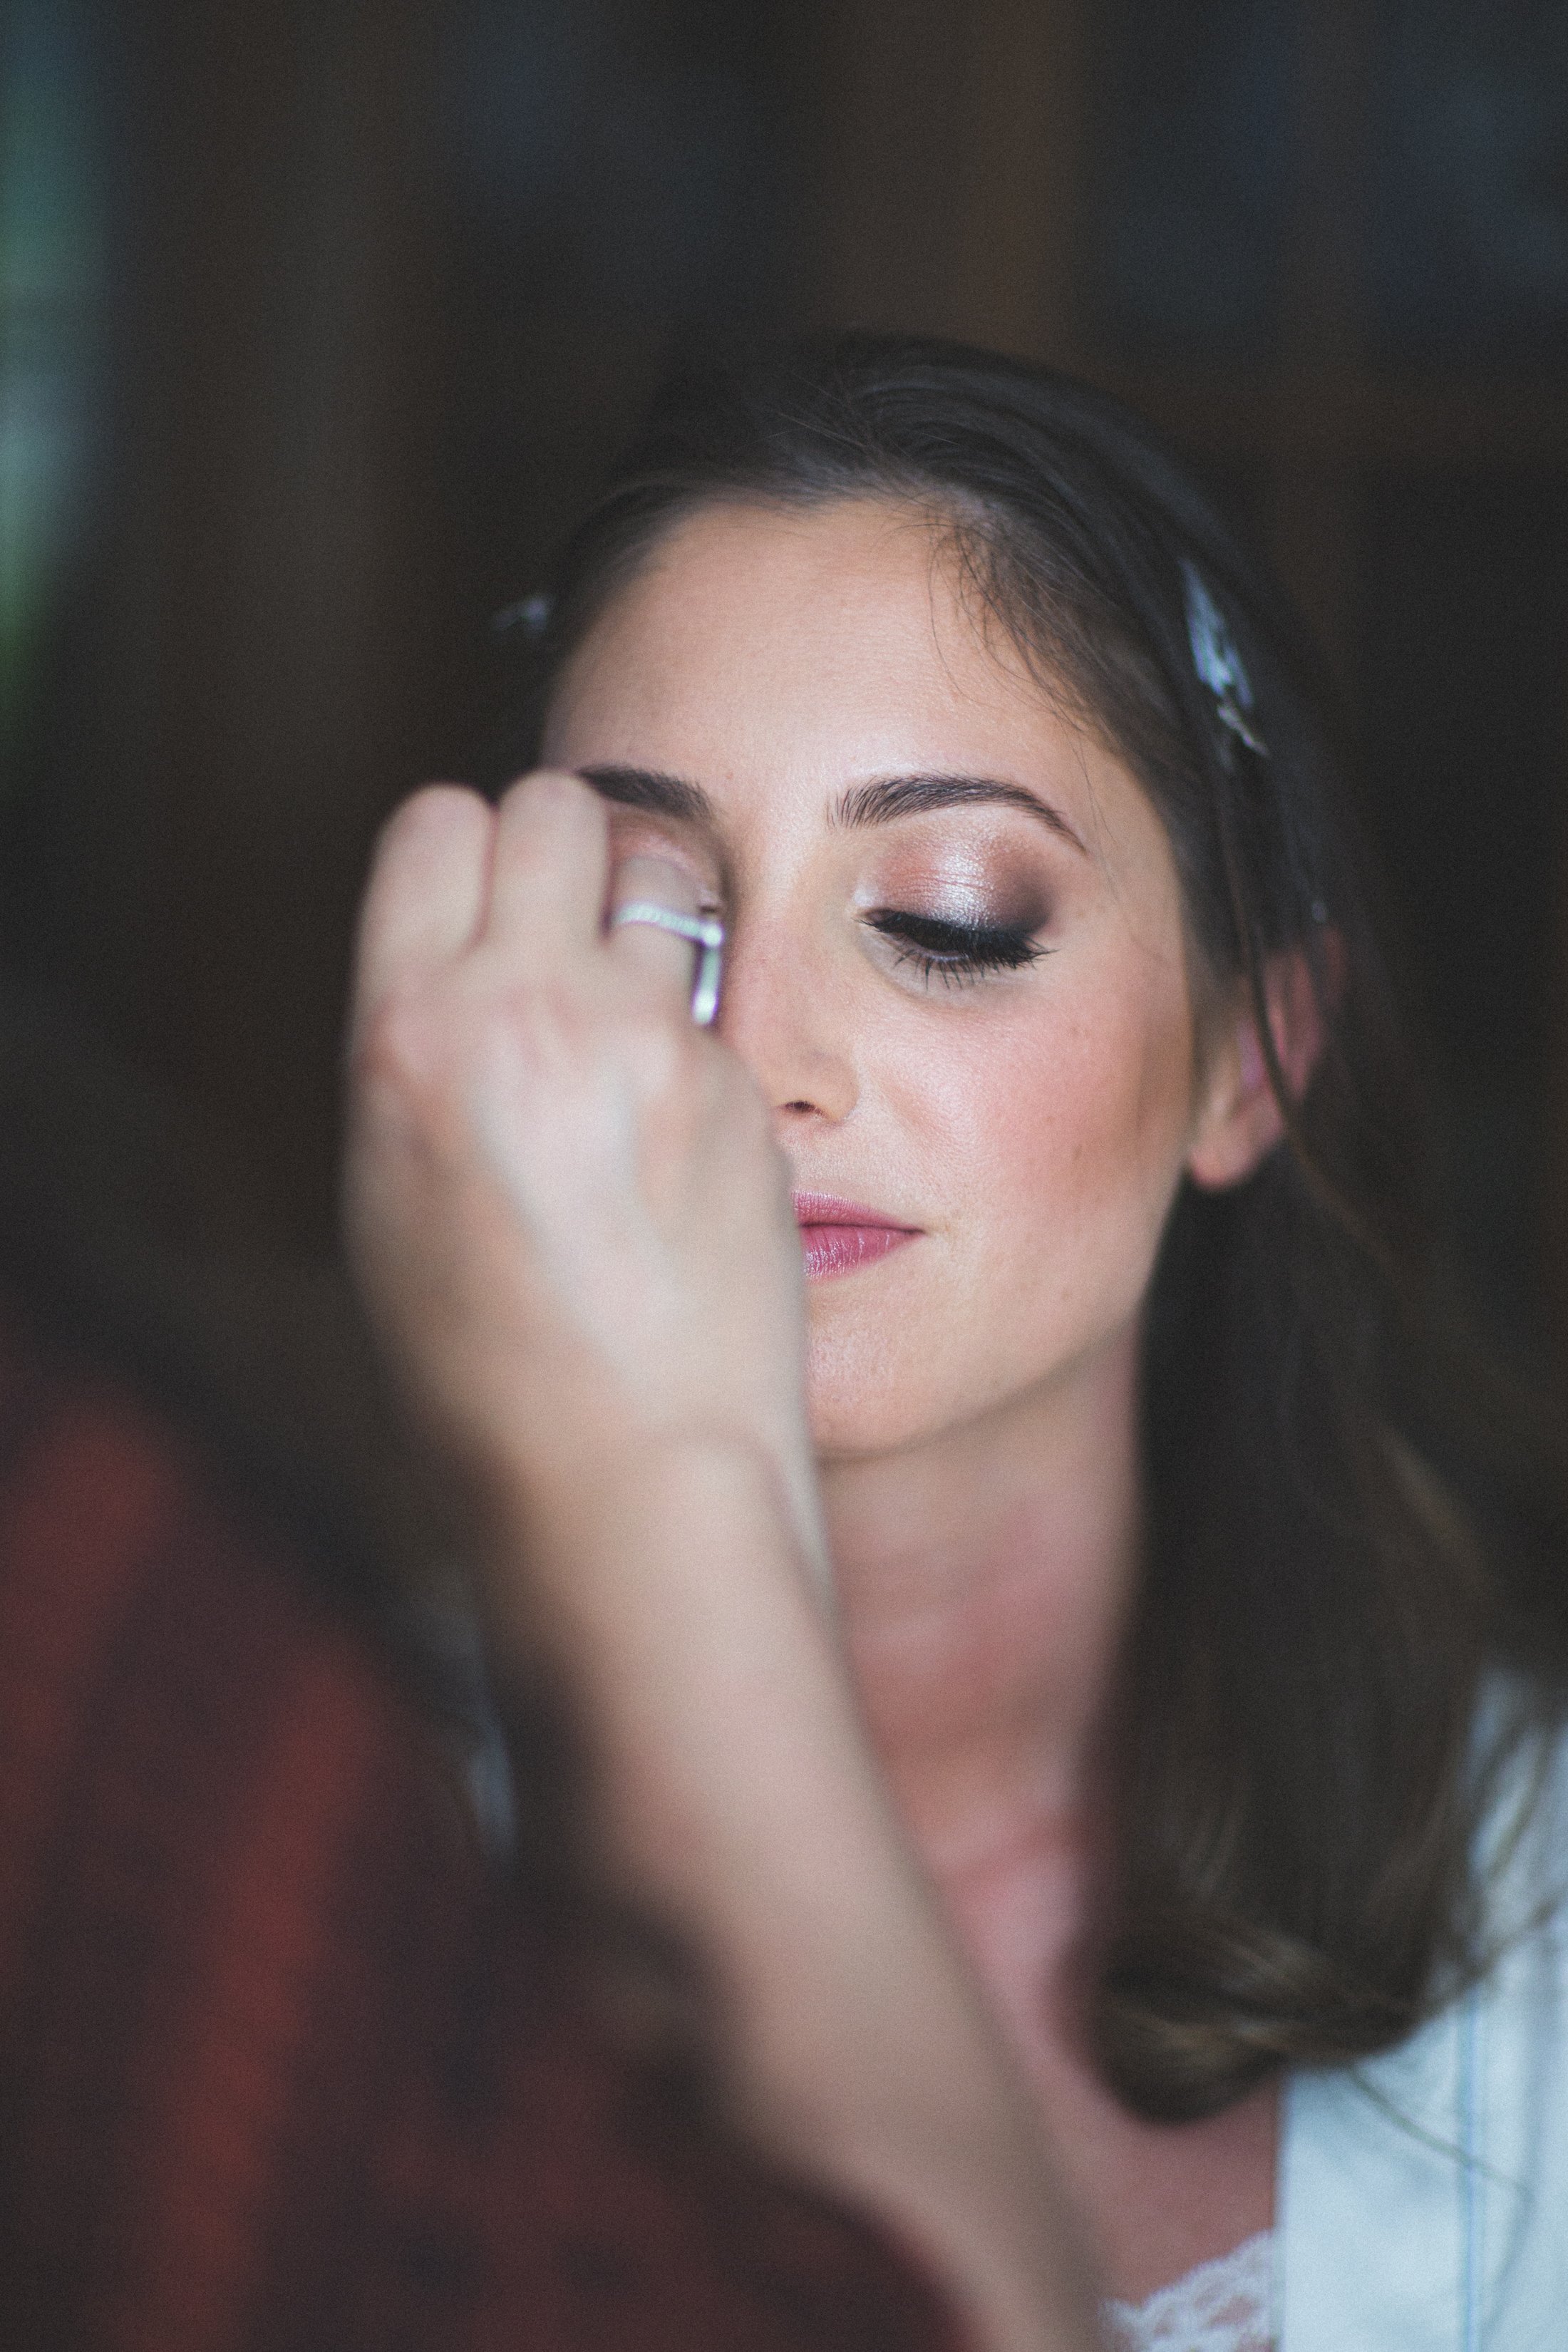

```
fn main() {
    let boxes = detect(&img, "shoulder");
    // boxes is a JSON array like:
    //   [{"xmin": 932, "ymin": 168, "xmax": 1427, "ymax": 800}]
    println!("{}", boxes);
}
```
[
  {"xmin": 0, "ymin": 1300, "xmax": 443, "ymax": 1892},
  {"xmin": 0, "ymin": 1304, "xmax": 960, "ymax": 2352},
  {"xmin": 1277, "ymin": 1686, "xmax": 1568, "ymax": 2352},
  {"xmin": 0, "ymin": 1296, "xmax": 473, "ymax": 2340},
  {"xmin": 1454, "ymin": 1672, "xmax": 1568, "ymax": 1976}
]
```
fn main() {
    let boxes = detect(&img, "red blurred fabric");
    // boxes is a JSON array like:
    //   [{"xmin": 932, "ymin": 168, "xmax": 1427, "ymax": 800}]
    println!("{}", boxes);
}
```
[{"xmin": 0, "ymin": 1310, "xmax": 961, "ymax": 2352}]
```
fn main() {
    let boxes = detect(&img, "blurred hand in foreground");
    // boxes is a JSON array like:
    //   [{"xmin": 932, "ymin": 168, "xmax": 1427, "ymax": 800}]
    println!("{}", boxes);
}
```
[{"xmin": 343, "ymin": 771, "xmax": 822, "ymax": 1571}]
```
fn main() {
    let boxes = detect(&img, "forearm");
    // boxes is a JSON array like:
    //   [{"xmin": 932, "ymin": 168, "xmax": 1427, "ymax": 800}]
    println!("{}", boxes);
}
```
[{"xmin": 476, "ymin": 1437, "xmax": 1101, "ymax": 2352}]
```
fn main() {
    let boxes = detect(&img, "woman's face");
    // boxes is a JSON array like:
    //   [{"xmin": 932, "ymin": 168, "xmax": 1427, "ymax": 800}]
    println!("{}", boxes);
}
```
[{"xmin": 542, "ymin": 497, "xmax": 1211, "ymax": 1462}]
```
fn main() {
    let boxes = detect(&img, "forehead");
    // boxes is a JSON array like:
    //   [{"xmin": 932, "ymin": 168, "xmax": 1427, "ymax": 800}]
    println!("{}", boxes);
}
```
[
  {"xmin": 542, "ymin": 496, "xmax": 1157, "ymax": 867},
  {"xmin": 548, "ymin": 497, "xmax": 1033, "ymax": 746}
]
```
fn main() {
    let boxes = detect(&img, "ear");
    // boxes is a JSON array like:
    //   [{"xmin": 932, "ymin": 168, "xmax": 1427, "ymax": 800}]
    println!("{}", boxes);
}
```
[{"xmin": 1186, "ymin": 944, "xmax": 1329, "ymax": 1191}]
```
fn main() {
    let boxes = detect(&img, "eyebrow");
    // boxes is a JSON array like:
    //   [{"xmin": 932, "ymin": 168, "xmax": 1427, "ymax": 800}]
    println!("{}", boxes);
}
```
[
  {"xmin": 577, "ymin": 762, "xmax": 1087, "ymax": 855},
  {"xmin": 577, "ymin": 763, "xmax": 717, "ymax": 825},
  {"xmin": 833, "ymin": 773, "xmax": 1088, "ymax": 853}
]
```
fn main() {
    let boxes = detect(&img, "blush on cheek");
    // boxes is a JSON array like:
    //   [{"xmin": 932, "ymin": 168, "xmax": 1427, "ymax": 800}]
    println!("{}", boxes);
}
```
[{"xmin": 1012, "ymin": 1006, "xmax": 1191, "ymax": 1252}]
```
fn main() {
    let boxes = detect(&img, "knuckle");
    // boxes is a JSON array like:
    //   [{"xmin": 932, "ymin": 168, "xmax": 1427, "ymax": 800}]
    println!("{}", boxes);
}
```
[
  {"xmin": 351, "ymin": 984, "xmax": 454, "ymax": 1108},
  {"xmin": 507, "ymin": 979, "xmax": 593, "ymax": 1073}
]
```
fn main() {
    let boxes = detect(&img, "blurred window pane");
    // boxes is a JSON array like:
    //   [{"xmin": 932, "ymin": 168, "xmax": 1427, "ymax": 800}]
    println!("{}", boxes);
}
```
[
  {"xmin": 1356, "ymin": 465, "xmax": 1568, "ymax": 1341},
  {"xmin": 0, "ymin": 0, "xmax": 101, "ymax": 771},
  {"xmin": 438, "ymin": 0, "xmax": 795, "ymax": 325},
  {"xmin": 433, "ymin": 0, "xmax": 808, "ymax": 622},
  {"xmin": 1366, "ymin": 0, "xmax": 1568, "ymax": 364},
  {"xmin": 1082, "ymin": 0, "xmax": 1296, "ymax": 359},
  {"xmin": 1358, "ymin": 466, "xmax": 1568, "ymax": 1085}
]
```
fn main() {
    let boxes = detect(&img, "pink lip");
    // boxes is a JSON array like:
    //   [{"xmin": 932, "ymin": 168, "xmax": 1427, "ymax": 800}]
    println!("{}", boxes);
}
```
[{"xmin": 792, "ymin": 1192, "xmax": 922, "ymax": 1281}]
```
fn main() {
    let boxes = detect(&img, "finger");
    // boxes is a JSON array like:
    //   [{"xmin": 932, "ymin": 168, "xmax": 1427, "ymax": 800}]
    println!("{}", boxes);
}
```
[
  {"xmin": 483, "ymin": 770, "xmax": 609, "ymax": 966},
  {"xmin": 354, "ymin": 785, "xmax": 494, "ymax": 1023},
  {"xmin": 607, "ymin": 854, "xmax": 706, "ymax": 1015}
]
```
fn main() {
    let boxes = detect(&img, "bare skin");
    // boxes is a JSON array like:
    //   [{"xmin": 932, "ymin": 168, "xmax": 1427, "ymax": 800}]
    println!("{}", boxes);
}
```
[
  {"xmin": 541, "ymin": 498, "xmax": 1310, "ymax": 2302},
  {"xmin": 346, "ymin": 775, "xmax": 1104, "ymax": 2352},
  {"xmin": 346, "ymin": 495, "xmax": 1316, "ymax": 2338}
]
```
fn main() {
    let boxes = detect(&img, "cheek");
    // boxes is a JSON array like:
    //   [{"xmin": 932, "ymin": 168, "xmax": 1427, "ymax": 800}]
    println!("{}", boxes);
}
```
[
  {"xmin": 917, "ymin": 976, "xmax": 1195, "ymax": 1321},
  {"xmin": 803, "ymin": 957, "xmax": 1198, "ymax": 1454}
]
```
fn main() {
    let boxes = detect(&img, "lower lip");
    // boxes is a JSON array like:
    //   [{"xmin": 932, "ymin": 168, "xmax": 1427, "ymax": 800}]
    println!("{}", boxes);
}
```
[{"xmin": 798, "ymin": 1224, "xmax": 919, "ymax": 1280}]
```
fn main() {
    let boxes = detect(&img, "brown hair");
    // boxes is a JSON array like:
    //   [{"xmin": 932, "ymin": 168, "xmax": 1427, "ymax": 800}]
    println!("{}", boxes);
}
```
[{"xmin": 494, "ymin": 332, "xmax": 1568, "ymax": 2122}]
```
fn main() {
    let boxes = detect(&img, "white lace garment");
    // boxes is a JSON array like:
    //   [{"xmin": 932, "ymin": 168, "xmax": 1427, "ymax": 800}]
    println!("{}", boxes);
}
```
[{"xmin": 1100, "ymin": 2229, "xmax": 1275, "ymax": 2352}]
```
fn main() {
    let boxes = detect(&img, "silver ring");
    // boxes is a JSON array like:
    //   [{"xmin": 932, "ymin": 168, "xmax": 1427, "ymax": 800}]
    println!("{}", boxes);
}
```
[{"xmin": 611, "ymin": 901, "xmax": 725, "ymax": 1026}]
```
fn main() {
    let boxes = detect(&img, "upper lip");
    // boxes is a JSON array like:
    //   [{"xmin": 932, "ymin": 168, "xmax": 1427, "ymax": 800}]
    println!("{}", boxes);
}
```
[{"xmin": 792, "ymin": 1192, "xmax": 920, "ymax": 1229}]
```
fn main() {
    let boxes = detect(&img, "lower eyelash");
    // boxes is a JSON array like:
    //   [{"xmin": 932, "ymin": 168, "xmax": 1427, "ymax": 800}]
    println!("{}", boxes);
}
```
[{"xmin": 866, "ymin": 912, "xmax": 1046, "ymax": 984}]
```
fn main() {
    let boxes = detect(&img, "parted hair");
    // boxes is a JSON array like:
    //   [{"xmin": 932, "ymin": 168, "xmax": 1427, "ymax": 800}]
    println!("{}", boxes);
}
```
[{"xmin": 497, "ymin": 332, "xmax": 1568, "ymax": 2122}]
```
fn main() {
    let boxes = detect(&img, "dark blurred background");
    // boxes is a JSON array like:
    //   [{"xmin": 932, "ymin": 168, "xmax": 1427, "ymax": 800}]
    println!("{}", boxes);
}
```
[{"xmin": 4, "ymin": 0, "xmax": 1568, "ymax": 1391}]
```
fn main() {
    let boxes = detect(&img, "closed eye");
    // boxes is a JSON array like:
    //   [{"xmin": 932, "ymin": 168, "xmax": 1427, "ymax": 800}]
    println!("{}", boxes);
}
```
[{"xmin": 865, "ymin": 910, "xmax": 1047, "ymax": 985}]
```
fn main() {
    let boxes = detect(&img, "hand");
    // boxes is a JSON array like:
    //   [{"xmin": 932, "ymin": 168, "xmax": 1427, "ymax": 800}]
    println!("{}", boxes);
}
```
[
  {"xmin": 344, "ymin": 772, "xmax": 822, "ymax": 1567},
  {"xmin": 344, "ymin": 774, "xmax": 1096, "ymax": 2352}
]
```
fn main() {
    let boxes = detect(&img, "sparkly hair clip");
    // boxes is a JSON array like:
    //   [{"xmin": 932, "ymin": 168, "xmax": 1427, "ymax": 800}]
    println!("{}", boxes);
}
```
[
  {"xmin": 1181, "ymin": 561, "xmax": 1269, "ymax": 760},
  {"xmin": 490, "ymin": 590, "xmax": 555, "ymax": 641}
]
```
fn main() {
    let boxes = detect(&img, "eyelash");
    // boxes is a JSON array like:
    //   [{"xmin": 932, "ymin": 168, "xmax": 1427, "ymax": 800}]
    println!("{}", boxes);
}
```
[{"xmin": 865, "ymin": 910, "xmax": 1046, "ymax": 985}]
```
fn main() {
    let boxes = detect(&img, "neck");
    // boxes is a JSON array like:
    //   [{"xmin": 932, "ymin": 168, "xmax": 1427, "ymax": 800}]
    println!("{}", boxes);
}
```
[{"xmin": 820, "ymin": 1327, "xmax": 1143, "ymax": 1873}]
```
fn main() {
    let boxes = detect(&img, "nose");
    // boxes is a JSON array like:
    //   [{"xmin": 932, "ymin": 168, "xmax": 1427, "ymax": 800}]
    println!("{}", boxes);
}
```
[{"xmin": 716, "ymin": 914, "xmax": 858, "ymax": 1128}]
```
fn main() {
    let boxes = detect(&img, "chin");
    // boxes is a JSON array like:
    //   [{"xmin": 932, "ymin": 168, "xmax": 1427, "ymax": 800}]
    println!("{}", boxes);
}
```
[
  {"xmin": 804, "ymin": 1335, "xmax": 961, "ymax": 1462},
  {"xmin": 809, "ymin": 1403, "xmax": 925, "ymax": 1463}
]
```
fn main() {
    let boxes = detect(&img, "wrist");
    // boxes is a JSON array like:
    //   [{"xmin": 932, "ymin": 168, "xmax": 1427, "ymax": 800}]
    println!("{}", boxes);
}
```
[{"xmin": 480, "ymin": 1408, "xmax": 827, "ymax": 1600}]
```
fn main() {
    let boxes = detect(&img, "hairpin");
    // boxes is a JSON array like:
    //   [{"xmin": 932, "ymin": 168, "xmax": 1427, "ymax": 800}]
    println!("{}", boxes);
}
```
[
  {"xmin": 490, "ymin": 591, "xmax": 554, "ymax": 641},
  {"xmin": 1181, "ymin": 561, "xmax": 1269, "ymax": 760}
]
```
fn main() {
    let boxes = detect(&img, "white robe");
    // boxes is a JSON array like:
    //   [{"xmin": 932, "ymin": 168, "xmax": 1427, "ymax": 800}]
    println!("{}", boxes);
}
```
[{"xmin": 1281, "ymin": 1723, "xmax": 1568, "ymax": 2349}]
